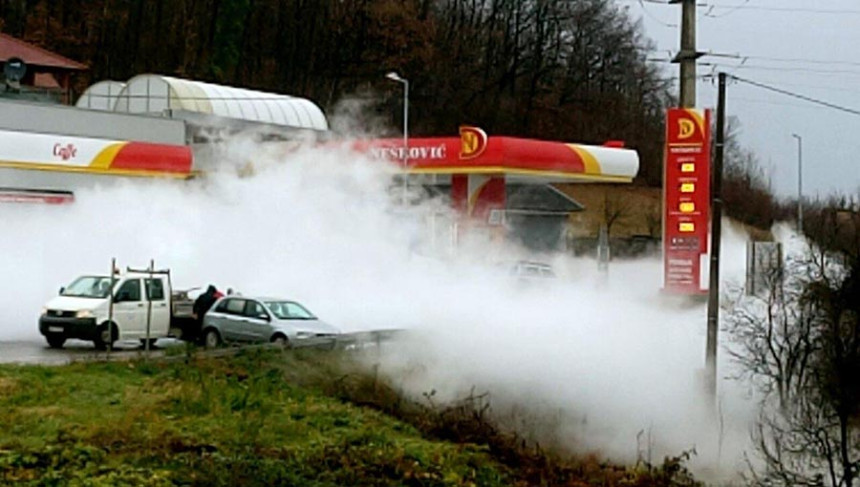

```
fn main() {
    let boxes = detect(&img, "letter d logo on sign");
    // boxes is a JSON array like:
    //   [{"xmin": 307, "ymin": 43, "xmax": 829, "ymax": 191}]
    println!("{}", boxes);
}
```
[
  {"xmin": 678, "ymin": 118, "xmax": 696, "ymax": 140},
  {"xmin": 459, "ymin": 126, "xmax": 488, "ymax": 160}
]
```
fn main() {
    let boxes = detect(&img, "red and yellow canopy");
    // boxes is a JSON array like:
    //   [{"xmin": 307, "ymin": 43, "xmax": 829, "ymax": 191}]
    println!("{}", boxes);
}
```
[{"xmin": 349, "ymin": 127, "xmax": 639, "ymax": 183}]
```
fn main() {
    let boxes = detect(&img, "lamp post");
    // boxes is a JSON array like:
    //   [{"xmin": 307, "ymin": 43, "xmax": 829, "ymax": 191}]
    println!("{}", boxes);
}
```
[
  {"xmin": 386, "ymin": 71, "xmax": 409, "ymax": 204},
  {"xmin": 791, "ymin": 133, "xmax": 803, "ymax": 234}
]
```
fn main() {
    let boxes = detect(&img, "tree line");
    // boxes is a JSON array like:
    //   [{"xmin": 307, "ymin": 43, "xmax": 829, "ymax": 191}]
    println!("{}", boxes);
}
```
[{"xmin": 0, "ymin": 0, "xmax": 674, "ymax": 186}]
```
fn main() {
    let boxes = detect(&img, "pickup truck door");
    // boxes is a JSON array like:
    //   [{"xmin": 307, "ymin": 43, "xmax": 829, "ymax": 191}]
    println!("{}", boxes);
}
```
[
  {"xmin": 144, "ymin": 277, "xmax": 170, "ymax": 338},
  {"xmin": 113, "ymin": 278, "xmax": 146, "ymax": 339}
]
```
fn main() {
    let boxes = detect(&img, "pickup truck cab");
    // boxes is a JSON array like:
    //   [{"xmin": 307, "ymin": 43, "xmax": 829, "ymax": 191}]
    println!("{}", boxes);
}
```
[{"xmin": 39, "ymin": 271, "xmax": 195, "ymax": 349}]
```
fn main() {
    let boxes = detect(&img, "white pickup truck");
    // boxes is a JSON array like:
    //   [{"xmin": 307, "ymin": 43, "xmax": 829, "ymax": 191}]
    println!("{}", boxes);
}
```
[{"xmin": 38, "ymin": 270, "xmax": 198, "ymax": 349}]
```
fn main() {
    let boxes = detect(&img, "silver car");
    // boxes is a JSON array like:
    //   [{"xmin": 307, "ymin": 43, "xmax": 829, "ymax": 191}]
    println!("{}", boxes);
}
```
[
  {"xmin": 201, "ymin": 296, "xmax": 340, "ymax": 348},
  {"xmin": 510, "ymin": 261, "xmax": 557, "ymax": 280}
]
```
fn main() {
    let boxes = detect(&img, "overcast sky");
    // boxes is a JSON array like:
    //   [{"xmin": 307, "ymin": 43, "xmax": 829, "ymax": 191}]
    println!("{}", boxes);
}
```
[{"xmin": 621, "ymin": 0, "xmax": 860, "ymax": 199}]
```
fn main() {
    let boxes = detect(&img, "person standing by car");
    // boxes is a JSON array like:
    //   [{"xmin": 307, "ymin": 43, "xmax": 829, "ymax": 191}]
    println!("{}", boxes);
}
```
[{"xmin": 192, "ymin": 285, "xmax": 221, "ymax": 339}]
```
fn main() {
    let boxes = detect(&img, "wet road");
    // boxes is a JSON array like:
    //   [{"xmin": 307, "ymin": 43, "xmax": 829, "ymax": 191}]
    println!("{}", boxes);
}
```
[
  {"xmin": 0, "ymin": 330, "xmax": 402, "ymax": 366},
  {"xmin": 0, "ymin": 339, "xmax": 185, "ymax": 365}
]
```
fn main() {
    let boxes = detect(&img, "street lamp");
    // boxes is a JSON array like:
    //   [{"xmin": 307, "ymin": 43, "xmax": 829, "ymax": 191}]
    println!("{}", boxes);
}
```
[
  {"xmin": 792, "ymin": 133, "xmax": 803, "ymax": 234},
  {"xmin": 386, "ymin": 71, "xmax": 409, "ymax": 204}
]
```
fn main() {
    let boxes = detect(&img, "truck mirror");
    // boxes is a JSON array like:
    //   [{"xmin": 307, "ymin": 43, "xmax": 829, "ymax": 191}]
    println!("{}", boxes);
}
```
[
  {"xmin": 59, "ymin": 287, "xmax": 65, "ymax": 295},
  {"xmin": 258, "ymin": 313, "xmax": 270, "ymax": 321}
]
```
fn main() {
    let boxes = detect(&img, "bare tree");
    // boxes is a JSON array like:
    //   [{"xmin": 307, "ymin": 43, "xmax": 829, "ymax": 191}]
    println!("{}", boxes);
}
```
[
  {"xmin": 601, "ymin": 190, "xmax": 632, "ymax": 238},
  {"xmin": 644, "ymin": 203, "xmax": 661, "ymax": 239},
  {"xmin": 726, "ymin": 222, "xmax": 860, "ymax": 486}
]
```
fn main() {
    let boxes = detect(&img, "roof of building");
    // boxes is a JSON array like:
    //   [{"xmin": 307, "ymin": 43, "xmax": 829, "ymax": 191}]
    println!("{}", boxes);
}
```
[
  {"xmin": 111, "ymin": 74, "xmax": 328, "ymax": 131},
  {"xmin": 76, "ymin": 80, "xmax": 126, "ymax": 110},
  {"xmin": 0, "ymin": 33, "xmax": 87, "ymax": 70}
]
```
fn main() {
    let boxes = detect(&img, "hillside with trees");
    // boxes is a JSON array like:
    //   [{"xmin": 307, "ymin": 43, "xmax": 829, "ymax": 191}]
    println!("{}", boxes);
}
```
[{"xmin": 0, "ymin": 0, "xmax": 674, "ymax": 186}]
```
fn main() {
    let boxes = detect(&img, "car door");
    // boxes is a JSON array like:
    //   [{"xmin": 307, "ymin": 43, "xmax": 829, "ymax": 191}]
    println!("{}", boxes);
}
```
[
  {"xmin": 216, "ymin": 298, "xmax": 247, "ymax": 343},
  {"xmin": 144, "ymin": 277, "xmax": 169, "ymax": 337},
  {"xmin": 112, "ymin": 278, "xmax": 145, "ymax": 339},
  {"xmin": 205, "ymin": 298, "xmax": 230, "ymax": 339},
  {"xmin": 242, "ymin": 300, "xmax": 272, "ymax": 342}
]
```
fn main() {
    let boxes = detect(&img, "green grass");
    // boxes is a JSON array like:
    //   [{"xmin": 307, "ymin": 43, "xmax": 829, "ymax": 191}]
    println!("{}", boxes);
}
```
[
  {"xmin": 0, "ymin": 350, "xmax": 509, "ymax": 486},
  {"xmin": 0, "ymin": 349, "xmax": 702, "ymax": 486}
]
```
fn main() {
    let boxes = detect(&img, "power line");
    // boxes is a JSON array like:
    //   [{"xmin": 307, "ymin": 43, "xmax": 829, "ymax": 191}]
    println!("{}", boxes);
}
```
[
  {"xmin": 636, "ymin": 0, "xmax": 678, "ymax": 28},
  {"xmin": 705, "ymin": 63, "xmax": 860, "ymax": 77},
  {"xmin": 740, "ymin": 55, "xmax": 860, "ymax": 69},
  {"xmin": 649, "ymin": 51, "xmax": 860, "ymax": 69},
  {"xmin": 707, "ymin": 4, "xmax": 860, "ymax": 15},
  {"xmin": 697, "ymin": 52, "xmax": 860, "ymax": 69},
  {"xmin": 701, "ymin": 0, "xmax": 748, "ymax": 18},
  {"xmin": 727, "ymin": 74, "xmax": 860, "ymax": 117},
  {"xmin": 618, "ymin": 0, "xmax": 860, "ymax": 15},
  {"xmin": 647, "ymin": 58, "xmax": 860, "ymax": 77},
  {"xmin": 726, "ymin": 79, "xmax": 860, "ymax": 95},
  {"xmin": 727, "ymin": 96, "xmax": 836, "ymax": 110}
]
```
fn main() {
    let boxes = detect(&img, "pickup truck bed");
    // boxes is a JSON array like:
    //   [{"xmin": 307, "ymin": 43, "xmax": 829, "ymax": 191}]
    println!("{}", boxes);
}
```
[{"xmin": 169, "ymin": 289, "xmax": 199, "ymax": 341}]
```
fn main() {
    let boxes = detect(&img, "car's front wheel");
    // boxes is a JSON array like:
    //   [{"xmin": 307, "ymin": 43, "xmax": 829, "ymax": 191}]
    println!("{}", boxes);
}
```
[
  {"xmin": 93, "ymin": 323, "xmax": 117, "ymax": 351},
  {"xmin": 45, "ymin": 335, "xmax": 65, "ymax": 349}
]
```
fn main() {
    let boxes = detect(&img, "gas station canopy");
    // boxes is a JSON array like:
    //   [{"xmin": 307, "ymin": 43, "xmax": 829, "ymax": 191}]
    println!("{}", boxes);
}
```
[{"xmin": 350, "ymin": 129, "xmax": 639, "ymax": 183}]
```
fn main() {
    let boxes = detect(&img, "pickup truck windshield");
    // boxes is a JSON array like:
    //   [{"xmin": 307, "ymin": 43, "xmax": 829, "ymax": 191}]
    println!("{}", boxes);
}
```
[
  {"xmin": 62, "ymin": 276, "xmax": 113, "ymax": 298},
  {"xmin": 264, "ymin": 301, "xmax": 317, "ymax": 320}
]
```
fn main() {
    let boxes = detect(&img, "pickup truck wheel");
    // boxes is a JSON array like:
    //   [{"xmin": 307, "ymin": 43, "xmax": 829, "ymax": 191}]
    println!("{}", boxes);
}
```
[
  {"xmin": 203, "ymin": 329, "xmax": 221, "ymax": 349},
  {"xmin": 94, "ymin": 323, "xmax": 117, "ymax": 351},
  {"xmin": 272, "ymin": 334, "xmax": 290, "ymax": 349},
  {"xmin": 46, "ymin": 335, "xmax": 65, "ymax": 349}
]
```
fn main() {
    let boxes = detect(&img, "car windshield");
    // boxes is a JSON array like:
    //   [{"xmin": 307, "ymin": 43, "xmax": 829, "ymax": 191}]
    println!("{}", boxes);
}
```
[
  {"xmin": 61, "ymin": 276, "xmax": 114, "ymax": 298},
  {"xmin": 264, "ymin": 301, "xmax": 317, "ymax": 320}
]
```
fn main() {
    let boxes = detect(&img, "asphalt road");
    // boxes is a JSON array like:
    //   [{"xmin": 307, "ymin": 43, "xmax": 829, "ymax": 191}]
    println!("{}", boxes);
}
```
[
  {"xmin": 0, "ymin": 338, "xmax": 185, "ymax": 365},
  {"xmin": 0, "ymin": 329, "xmax": 402, "ymax": 366}
]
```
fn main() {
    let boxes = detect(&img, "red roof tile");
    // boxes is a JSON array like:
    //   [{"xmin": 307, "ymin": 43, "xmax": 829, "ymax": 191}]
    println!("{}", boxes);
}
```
[{"xmin": 0, "ymin": 33, "xmax": 87, "ymax": 70}]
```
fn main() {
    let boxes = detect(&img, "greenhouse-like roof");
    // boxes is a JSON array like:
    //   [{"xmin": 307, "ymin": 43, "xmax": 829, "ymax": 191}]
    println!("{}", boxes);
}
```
[
  {"xmin": 112, "ymin": 74, "xmax": 328, "ymax": 131},
  {"xmin": 76, "ymin": 80, "xmax": 126, "ymax": 111}
]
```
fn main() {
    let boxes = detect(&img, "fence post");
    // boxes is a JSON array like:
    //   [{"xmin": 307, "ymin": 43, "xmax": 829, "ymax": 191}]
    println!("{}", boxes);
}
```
[
  {"xmin": 597, "ymin": 223, "xmax": 610, "ymax": 283},
  {"xmin": 107, "ymin": 258, "xmax": 116, "ymax": 357},
  {"xmin": 144, "ymin": 259, "xmax": 154, "ymax": 358}
]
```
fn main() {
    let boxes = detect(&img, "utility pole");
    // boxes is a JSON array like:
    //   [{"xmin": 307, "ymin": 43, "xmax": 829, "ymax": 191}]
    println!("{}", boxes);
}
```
[
  {"xmin": 671, "ymin": 0, "xmax": 701, "ymax": 107},
  {"xmin": 791, "ymin": 134, "xmax": 804, "ymax": 234},
  {"xmin": 705, "ymin": 72, "xmax": 727, "ymax": 399},
  {"xmin": 385, "ymin": 72, "xmax": 410, "ymax": 205}
]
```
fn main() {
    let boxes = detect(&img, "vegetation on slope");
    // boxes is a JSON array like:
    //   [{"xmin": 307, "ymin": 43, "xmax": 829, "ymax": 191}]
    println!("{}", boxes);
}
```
[{"xmin": 0, "ymin": 349, "xmax": 700, "ymax": 486}]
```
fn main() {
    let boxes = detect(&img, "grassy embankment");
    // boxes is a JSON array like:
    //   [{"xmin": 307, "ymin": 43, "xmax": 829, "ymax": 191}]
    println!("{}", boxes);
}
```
[{"xmin": 0, "ymin": 349, "xmax": 700, "ymax": 486}]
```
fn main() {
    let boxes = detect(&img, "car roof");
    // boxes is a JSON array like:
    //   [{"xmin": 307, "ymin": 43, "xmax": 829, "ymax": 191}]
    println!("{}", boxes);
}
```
[
  {"xmin": 516, "ymin": 260, "xmax": 553, "ymax": 268},
  {"xmin": 219, "ymin": 296, "xmax": 300, "ymax": 303}
]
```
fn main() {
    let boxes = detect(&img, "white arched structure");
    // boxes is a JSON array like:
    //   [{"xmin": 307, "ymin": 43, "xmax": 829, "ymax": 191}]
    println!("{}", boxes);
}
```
[
  {"xmin": 112, "ymin": 75, "xmax": 328, "ymax": 131},
  {"xmin": 75, "ymin": 80, "xmax": 126, "ymax": 111}
]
